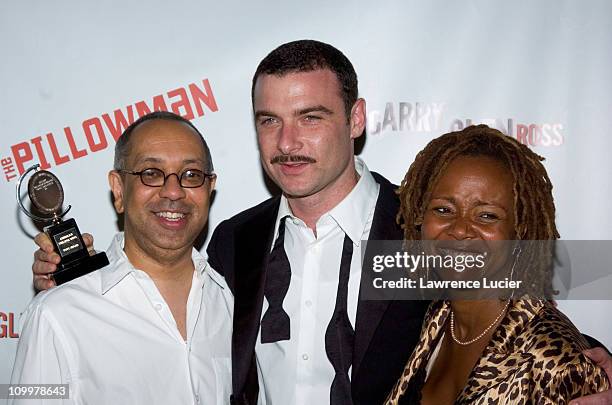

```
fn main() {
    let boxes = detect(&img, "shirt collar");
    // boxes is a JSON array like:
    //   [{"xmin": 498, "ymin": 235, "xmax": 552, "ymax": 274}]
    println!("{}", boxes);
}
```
[
  {"xmin": 274, "ymin": 157, "xmax": 379, "ymax": 246},
  {"xmin": 99, "ymin": 232, "xmax": 210, "ymax": 294}
]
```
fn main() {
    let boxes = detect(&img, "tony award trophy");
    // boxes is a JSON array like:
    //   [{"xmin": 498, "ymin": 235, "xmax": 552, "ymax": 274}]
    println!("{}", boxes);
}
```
[{"xmin": 17, "ymin": 164, "xmax": 109, "ymax": 285}]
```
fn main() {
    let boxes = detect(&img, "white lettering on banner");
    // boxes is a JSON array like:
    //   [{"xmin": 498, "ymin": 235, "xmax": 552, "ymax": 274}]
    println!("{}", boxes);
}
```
[
  {"xmin": 451, "ymin": 118, "xmax": 564, "ymax": 147},
  {"xmin": 368, "ymin": 103, "xmax": 564, "ymax": 148},
  {"xmin": 368, "ymin": 102, "xmax": 446, "ymax": 134}
]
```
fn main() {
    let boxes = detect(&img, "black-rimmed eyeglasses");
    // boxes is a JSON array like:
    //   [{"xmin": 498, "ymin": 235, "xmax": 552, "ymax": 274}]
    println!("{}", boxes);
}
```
[{"xmin": 117, "ymin": 168, "xmax": 216, "ymax": 188}]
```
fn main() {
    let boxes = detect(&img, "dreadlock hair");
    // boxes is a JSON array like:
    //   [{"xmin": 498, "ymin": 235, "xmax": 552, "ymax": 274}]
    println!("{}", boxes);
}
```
[{"xmin": 397, "ymin": 124, "xmax": 560, "ymax": 298}]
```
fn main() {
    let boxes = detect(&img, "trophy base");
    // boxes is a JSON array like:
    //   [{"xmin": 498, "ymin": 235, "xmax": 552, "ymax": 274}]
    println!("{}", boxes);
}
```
[{"xmin": 52, "ymin": 251, "xmax": 110, "ymax": 286}]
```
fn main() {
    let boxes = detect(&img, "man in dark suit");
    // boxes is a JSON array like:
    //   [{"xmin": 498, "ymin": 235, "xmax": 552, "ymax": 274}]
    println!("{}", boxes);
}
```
[
  {"xmin": 204, "ymin": 40, "xmax": 612, "ymax": 405},
  {"xmin": 206, "ymin": 39, "xmax": 429, "ymax": 405}
]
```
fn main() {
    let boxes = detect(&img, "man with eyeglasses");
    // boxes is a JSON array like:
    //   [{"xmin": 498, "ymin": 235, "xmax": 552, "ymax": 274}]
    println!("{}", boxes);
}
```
[{"xmin": 10, "ymin": 111, "xmax": 233, "ymax": 404}]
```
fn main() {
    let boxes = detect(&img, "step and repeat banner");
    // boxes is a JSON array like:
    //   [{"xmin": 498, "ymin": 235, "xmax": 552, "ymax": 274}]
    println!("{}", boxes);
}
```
[{"xmin": 1, "ymin": 0, "xmax": 611, "ymax": 383}]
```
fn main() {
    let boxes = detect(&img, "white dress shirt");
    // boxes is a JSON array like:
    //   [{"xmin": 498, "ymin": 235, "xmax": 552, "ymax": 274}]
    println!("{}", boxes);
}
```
[
  {"xmin": 256, "ymin": 157, "xmax": 380, "ymax": 405},
  {"xmin": 10, "ymin": 233, "xmax": 233, "ymax": 405}
]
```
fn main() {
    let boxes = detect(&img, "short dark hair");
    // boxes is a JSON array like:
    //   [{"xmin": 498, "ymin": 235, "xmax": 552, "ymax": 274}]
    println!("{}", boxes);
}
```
[
  {"xmin": 114, "ymin": 111, "xmax": 214, "ymax": 173},
  {"xmin": 251, "ymin": 40, "xmax": 358, "ymax": 122}
]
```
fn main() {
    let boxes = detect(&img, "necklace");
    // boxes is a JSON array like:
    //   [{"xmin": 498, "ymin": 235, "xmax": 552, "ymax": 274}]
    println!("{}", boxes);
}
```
[{"xmin": 449, "ymin": 300, "xmax": 510, "ymax": 346}]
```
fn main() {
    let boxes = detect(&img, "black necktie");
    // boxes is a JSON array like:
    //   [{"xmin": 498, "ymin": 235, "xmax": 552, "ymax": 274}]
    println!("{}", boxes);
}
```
[
  {"xmin": 260, "ymin": 216, "xmax": 291, "ymax": 343},
  {"xmin": 325, "ymin": 234, "xmax": 355, "ymax": 405}
]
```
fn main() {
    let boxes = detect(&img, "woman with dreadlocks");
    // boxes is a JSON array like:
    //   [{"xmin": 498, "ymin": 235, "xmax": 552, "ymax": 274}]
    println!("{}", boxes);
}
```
[{"xmin": 385, "ymin": 125, "xmax": 608, "ymax": 404}]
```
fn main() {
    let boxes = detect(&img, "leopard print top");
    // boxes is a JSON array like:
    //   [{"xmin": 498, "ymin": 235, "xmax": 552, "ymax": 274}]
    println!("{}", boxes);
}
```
[{"xmin": 385, "ymin": 300, "xmax": 609, "ymax": 404}]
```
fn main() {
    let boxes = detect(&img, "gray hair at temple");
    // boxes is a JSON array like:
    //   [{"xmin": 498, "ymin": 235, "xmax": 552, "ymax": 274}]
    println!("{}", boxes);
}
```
[{"xmin": 113, "ymin": 111, "xmax": 214, "ymax": 173}]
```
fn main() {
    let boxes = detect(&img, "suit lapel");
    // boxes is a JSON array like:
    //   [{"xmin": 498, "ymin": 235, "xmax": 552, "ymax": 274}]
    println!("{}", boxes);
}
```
[
  {"xmin": 353, "ymin": 172, "xmax": 403, "ymax": 376},
  {"xmin": 232, "ymin": 197, "xmax": 280, "ymax": 397}
]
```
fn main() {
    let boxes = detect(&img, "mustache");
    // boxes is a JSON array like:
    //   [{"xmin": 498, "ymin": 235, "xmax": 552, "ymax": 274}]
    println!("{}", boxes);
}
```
[{"xmin": 270, "ymin": 155, "xmax": 317, "ymax": 165}]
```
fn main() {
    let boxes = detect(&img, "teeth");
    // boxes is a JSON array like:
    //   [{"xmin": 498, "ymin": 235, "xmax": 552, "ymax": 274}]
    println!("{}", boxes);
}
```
[
  {"xmin": 156, "ymin": 212, "xmax": 185, "ymax": 221},
  {"xmin": 439, "ymin": 248, "xmax": 483, "ymax": 259}
]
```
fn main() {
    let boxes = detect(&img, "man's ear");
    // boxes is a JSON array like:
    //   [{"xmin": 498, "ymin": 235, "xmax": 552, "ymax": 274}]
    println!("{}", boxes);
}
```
[
  {"xmin": 349, "ymin": 98, "xmax": 366, "ymax": 140},
  {"xmin": 208, "ymin": 175, "xmax": 217, "ymax": 195},
  {"xmin": 108, "ymin": 170, "xmax": 125, "ymax": 214}
]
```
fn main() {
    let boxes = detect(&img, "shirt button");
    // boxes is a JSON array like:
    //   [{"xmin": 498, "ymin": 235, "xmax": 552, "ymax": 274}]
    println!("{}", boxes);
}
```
[
  {"xmin": 305, "ymin": 300, "xmax": 312, "ymax": 307},
  {"xmin": 154, "ymin": 303, "xmax": 163, "ymax": 311},
  {"xmin": 302, "ymin": 353, "xmax": 309, "ymax": 361}
]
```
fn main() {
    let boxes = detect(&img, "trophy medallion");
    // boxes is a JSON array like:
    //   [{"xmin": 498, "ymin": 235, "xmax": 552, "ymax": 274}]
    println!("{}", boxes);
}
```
[{"xmin": 17, "ymin": 165, "xmax": 109, "ymax": 285}]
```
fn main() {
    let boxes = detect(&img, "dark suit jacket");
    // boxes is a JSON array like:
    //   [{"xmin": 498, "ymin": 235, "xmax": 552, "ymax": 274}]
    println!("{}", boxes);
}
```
[{"xmin": 207, "ymin": 172, "xmax": 430, "ymax": 405}]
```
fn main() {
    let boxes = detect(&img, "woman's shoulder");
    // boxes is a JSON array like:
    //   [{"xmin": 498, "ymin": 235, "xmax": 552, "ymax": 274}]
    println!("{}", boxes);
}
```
[
  {"xmin": 515, "ymin": 300, "xmax": 609, "ymax": 398},
  {"xmin": 520, "ymin": 300, "xmax": 589, "ymax": 355}
]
